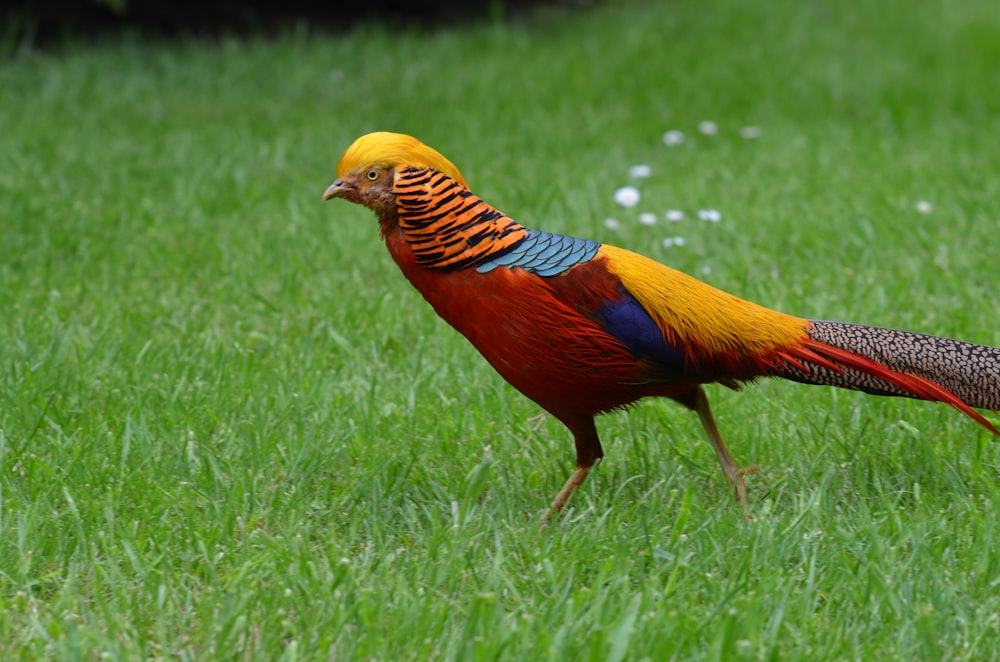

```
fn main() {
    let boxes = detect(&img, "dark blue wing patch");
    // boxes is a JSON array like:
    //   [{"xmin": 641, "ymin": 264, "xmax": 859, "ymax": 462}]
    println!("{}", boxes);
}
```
[
  {"xmin": 594, "ymin": 292, "xmax": 686, "ymax": 377},
  {"xmin": 475, "ymin": 229, "xmax": 600, "ymax": 277}
]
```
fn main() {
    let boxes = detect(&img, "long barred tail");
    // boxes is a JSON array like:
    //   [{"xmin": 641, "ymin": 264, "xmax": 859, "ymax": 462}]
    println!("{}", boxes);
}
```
[{"xmin": 773, "ymin": 320, "xmax": 1000, "ymax": 434}]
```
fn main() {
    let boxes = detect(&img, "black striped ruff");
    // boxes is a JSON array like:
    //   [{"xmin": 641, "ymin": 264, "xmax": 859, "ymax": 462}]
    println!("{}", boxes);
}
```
[{"xmin": 393, "ymin": 167, "xmax": 530, "ymax": 271}]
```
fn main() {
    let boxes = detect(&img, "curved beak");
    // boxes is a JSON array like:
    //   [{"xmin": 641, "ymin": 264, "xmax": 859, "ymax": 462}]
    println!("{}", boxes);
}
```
[{"xmin": 323, "ymin": 178, "xmax": 350, "ymax": 201}]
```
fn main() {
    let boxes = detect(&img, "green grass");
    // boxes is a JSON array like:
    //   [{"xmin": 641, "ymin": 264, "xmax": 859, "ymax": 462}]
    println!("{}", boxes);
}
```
[{"xmin": 2, "ymin": 0, "xmax": 1000, "ymax": 657}]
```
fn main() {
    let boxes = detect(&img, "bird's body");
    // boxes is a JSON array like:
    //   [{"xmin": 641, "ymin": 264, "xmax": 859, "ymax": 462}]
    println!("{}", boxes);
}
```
[
  {"xmin": 386, "ymin": 166, "xmax": 809, "ymax": 410},
  {"xmin": 325, "ymin": 132, "xmax": 1000, "ymax": 518}
]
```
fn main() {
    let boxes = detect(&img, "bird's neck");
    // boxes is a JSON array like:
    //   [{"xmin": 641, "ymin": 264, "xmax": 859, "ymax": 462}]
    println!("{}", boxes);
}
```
[{"xmin": 386, "ymin": 167, "xmax": 531, "ymax": 272}]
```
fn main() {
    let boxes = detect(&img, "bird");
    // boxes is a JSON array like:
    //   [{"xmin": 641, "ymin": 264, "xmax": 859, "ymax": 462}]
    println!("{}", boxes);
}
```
[{"xmin": 323, "ymin": 131, "xmax": 1000, "ymax": 520}]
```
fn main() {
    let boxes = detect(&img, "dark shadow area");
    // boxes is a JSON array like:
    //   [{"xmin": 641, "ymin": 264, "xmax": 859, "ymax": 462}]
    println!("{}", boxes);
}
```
[{"xmin": 4, "ymin": 0, "xmax": 599, "ymax": 53}]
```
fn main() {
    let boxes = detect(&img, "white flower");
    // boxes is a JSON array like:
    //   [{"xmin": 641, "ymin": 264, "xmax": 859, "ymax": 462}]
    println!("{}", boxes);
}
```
[
  {"xmin": 665, "ymin": 209, "xmax": 685, "ymax": 222},
  {"xmin": 662, "ymin": 238, "xmax": 674, "ymax": 248},
  {"xmin": 638, "ymin": 212, "xmax": 657, "ymax": 226},
  {"xmin": 698, "ymin": 209, "xmax": 722, "ymax": 222},
  {"xmin": 740, "ymin": 126, "xmax": 763, "ymax": 139},
  {"xmin": 672, "ymin": 236, "xmax": 686, "ymax": 246},
  {"xmin": 915, "ymin": 200, "xmax": 933, "ymax": 214},
  {"xmin": 604, "ymin": 217, "xmax": 621, "ymax": 230},
  {"xmin": 701, "ymin": 265, "xmax": 712, "ymax": 276},
  {"xmin": 662, "ymin": 130, "xmax": 685, "ymax": 146},
  {"xmin": 629, "ymin": 164, "xmax": 652, "ymax": 178},
  {"xmin": 698, "ymin": 121, "xmax": 718, "ymax": 135},
  {"xmin": 614, "ymin": 186, "xmax": 641, "ymax": 208}
]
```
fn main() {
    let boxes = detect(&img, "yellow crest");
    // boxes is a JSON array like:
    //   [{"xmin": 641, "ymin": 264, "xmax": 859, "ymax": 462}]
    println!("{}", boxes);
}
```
[{"xmin": 335, "ymin": 132, "xmax": 469, "ymax": 189}]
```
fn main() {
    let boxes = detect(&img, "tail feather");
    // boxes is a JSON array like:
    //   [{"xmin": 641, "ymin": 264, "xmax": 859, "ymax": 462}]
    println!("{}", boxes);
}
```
[{"xmin": 773, "ymin": 320, "xmax": 1000, "ymax": 435}]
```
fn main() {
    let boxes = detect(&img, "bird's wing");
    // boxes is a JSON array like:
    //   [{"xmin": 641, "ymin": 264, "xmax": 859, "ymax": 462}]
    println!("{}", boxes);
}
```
[{"xmin": 470, "ymin": 232, "xmax": 808, "ymax": 382}]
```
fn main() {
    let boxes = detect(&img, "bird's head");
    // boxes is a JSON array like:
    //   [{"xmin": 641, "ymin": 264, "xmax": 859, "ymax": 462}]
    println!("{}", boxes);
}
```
[{"xmin": 323, "ymin": 132, "xmax": 468, "ymax": 216}]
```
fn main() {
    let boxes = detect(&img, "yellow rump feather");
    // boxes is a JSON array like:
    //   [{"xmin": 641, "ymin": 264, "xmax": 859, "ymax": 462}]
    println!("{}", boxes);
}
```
[
  {"xmin": 599, "ymin": 245, "xmax": 810, "ymax": 360},
  {"xmin": 335, "ymin": 132, "xmax": 469, "ymax": 189}
]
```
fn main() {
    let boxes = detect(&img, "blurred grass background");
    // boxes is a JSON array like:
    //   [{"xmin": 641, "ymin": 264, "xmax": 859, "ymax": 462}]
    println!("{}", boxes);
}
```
[{"xmin": 2, "ymin": 0, "xmax": 1000, "ymax": 658}]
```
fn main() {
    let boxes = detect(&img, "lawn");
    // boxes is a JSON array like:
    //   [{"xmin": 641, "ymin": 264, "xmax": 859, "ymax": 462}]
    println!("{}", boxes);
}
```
[{"xmin": 2, "ymin": 0, "xmax": 1000, "ymax": 658}]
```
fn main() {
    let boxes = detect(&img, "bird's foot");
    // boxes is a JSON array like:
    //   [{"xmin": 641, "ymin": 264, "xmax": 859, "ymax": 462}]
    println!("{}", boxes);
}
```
[{"xmin": 728, "ymin": 464, "xmax": 761, "ymax": 505}]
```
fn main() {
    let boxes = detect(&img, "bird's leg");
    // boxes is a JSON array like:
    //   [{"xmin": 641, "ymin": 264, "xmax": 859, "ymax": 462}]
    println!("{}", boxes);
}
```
[
  {"xmin": 543, "ymin": 415, "xmax": 603, "ymax": 524},
  {"xmin": 678, "ymin": 386, "xmax": 749, "ymax": 504},
  {"xmin": 546, "ymin": 466, "xmax": 594, "ymax": 520}
]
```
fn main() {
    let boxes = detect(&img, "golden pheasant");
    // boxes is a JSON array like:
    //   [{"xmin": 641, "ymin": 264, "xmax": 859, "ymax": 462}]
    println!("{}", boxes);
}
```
[{"xmin": 324, "ymin": 131, "xmax": 1000, "ymax": 519}]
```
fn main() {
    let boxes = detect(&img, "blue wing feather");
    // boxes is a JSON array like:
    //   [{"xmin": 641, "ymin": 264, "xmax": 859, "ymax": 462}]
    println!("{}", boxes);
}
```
[
  {"xmin": 535, "ymin": 243, "xmax": 564, "ymax": 261},
  {"xmin": 476, "ymin": 229, "xmax": 600, "ymax": 275},
  {"xmin": 593, "ymin": 292, "xmax": 687, "ymax": 378}
]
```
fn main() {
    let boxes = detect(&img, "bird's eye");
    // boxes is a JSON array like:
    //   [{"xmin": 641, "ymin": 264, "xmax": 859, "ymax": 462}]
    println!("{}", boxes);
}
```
[{"xmin": 366, "ymin": 169, "xmax": 379, "ymax": 181}]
